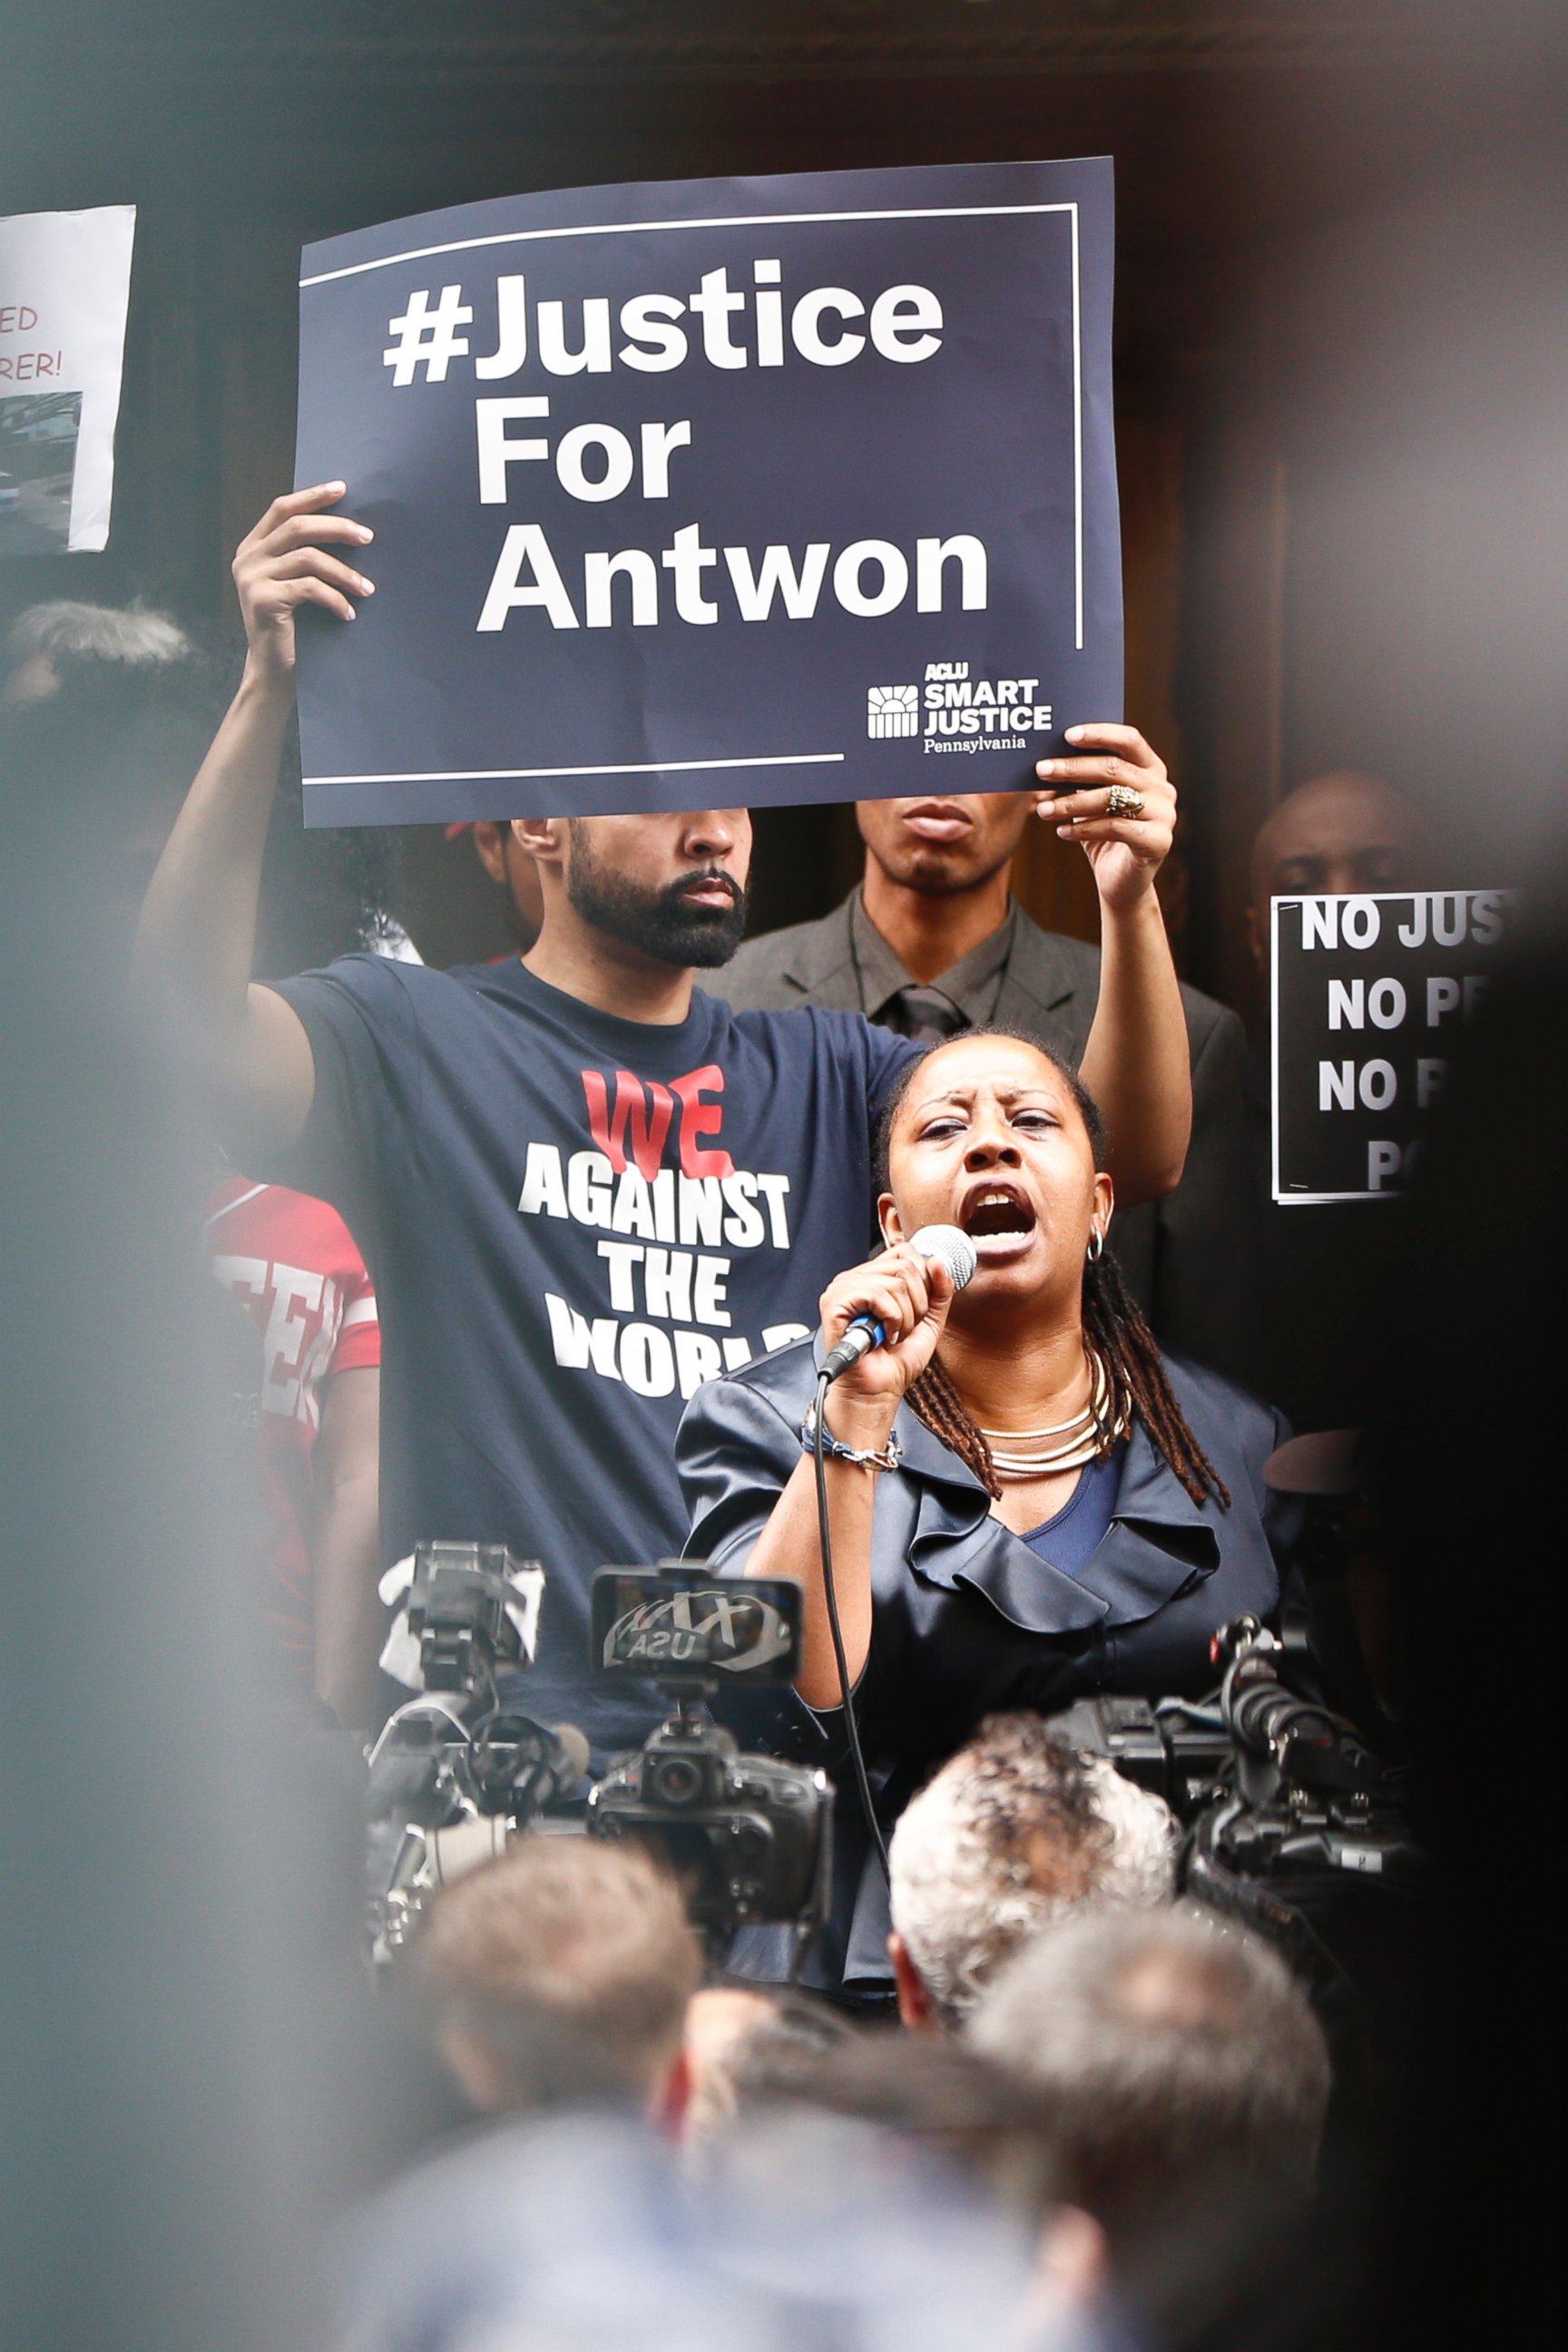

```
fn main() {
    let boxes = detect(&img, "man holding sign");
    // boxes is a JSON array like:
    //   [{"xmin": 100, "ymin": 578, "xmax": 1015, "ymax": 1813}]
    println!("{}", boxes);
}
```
[{"xmin": 135, "ymin": 481, "xmax": 1191, "ymax": 1752}]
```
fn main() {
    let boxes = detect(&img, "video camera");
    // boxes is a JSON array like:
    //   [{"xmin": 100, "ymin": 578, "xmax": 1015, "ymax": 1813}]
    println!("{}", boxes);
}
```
[
  {"xmin": 1050, "ymin": 1613, "xmax": 1416, "ymax": 1877},
  {"xmin": 587, "ymin": 1564, "xmax": 832, "ymax": 1955},
  {"xmin": 1049, "ymin": 1614, "xmax": 1419, "ymax": 2074},
  {"xmin": 366, "ymin": 1545, "xmax": 830, "ymax": 1967},
  {"xmin": 365, "ymin": 1544, "xmax": 582, "ymax": 1963},
  {"xmin": 401, "ymin": 1538, "xmax": 530, "ymax": 1697}
]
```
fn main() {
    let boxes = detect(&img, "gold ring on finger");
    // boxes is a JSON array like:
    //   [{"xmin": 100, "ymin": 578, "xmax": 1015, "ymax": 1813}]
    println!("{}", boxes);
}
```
[{"xmin": 1106, "ymin": 783, "xmax": 1146, "ymax": 819}]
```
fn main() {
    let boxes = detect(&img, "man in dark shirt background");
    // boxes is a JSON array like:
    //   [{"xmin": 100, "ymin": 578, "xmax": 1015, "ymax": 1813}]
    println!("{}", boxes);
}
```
[
  {"xmin": 1245, "ymin": 771, "xmax": 1423, "ymax": 975},
  {"xmin": 720, "ymin": 789, "xmax": 1260, "ymax": 1386}
]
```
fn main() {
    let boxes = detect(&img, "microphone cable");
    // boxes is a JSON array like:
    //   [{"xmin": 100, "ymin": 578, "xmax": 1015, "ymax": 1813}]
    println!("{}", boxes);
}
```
[{"xmin": 812, "ymin": 1366, "xmax": 892, "ymax": 1883}]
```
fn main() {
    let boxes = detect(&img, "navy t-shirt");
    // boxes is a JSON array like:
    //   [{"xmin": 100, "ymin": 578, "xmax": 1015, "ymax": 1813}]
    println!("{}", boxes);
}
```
[{"xmin": 262, "ymin": 953, "xmax": 916, "ymax": 1749}]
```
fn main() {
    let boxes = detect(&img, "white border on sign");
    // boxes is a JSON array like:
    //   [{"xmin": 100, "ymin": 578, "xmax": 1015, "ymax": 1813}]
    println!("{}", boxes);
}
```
[
  {"xmin": 1272, "ymin": 893, "xmax": 1406, "ymax": 1207},
  {"xmin": 1269, "ymin": 888, "xmax": 1515, "ymax": 1206},
  {"xmin": 302, "ymin": 201, "xmax": 1083, "ymax": 653},
  {"xmin": 306, "ymin": 751, "xmax": 847, "ymax": 786},
  {"xmin": 299, "ymin": 200, "xmax": 1085, "ymax": 796}
]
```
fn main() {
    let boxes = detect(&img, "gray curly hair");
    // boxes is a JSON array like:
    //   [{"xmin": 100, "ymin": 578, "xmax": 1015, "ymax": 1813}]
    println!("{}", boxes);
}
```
[
  {"xmin": 888, "ymin": 1714, "xmax": 1178, "ymax": 2031},
  {"xmin": 6, "ymin": 600, "xmax": 191, "ymax": 678}
]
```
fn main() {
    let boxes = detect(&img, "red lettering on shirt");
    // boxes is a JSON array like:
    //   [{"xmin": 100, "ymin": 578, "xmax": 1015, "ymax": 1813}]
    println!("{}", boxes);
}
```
[
  {"xmin": 581, "ymin": 1068, "xmax": 675, "ymax": 1180},
  {"xmin": 202, "ymin": 1179, "xmax": 380, "ymax": 1662},
  {"xmin": 670, "ymin": 1064, "xmax": 734, "ymax": 1178},
  {"xmin": 581, "ymin": 1064, "xmax": 734, "ymax": 1180}
]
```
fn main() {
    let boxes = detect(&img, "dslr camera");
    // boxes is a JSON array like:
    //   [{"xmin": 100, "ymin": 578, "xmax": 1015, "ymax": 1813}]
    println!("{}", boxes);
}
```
[
  {"xmin": 365, "ymin": 1545, "xmax": 830, "ymax": 1967},
  {"xmin": 587, "ymin": 1563, "xmax": 832, "ymax": 1960}
]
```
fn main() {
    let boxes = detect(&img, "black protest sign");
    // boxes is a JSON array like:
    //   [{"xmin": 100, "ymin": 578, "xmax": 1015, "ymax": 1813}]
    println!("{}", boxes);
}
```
[
  {"xmin": 1271, "ymin": 891, "xmax": 1516, "ymax": 1203},
  {"xmin": 292, "ymin": 158, "xmax": 1120, "ymax": 826}
]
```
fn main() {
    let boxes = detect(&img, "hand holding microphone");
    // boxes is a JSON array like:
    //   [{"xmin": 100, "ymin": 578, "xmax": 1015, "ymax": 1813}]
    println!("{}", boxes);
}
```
[
  {"xmin": 818, "ymin": 1223, "xmax": 978, "ymax": 1398},
  {"xmin": 808, "ymin": 1228, "xmax": 978, "ymax": 1882}
]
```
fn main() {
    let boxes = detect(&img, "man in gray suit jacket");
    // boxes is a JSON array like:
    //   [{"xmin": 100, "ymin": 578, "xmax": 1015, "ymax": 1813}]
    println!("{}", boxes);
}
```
[{"xmin": 717, "ymin": 787, "xmax": 1261, "ymax": 1384}]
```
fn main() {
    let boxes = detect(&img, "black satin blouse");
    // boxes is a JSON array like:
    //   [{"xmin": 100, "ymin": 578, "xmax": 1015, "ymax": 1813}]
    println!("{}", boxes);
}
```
[{"xmin": 676, "ymin": 1335, "xmax": 1298, "ymax": 1995}]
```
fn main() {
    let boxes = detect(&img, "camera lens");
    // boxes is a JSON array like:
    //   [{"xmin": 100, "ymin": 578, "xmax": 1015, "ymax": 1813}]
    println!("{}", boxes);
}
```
[{"xmin": 649, "ymin": 1755, "xmax": 704, "ymax": 1808}]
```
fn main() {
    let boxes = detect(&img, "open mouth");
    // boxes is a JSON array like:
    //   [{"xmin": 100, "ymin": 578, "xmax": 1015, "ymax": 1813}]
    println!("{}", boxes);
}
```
[{"xmin": 960, "ymin": 1184, "xmax": 1038, "ymax": 1255}]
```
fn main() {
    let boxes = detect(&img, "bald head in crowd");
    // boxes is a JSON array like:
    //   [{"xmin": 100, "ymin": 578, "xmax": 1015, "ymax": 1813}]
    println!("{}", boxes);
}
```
[
  {"xmin": 969, "ymin": 1901, "xmax": 1331, "ymax": 2264},
  {"xmin": 1248, "ymin": 770, "xmax": 1424, "ymax": 970},
  {"xmin": 410, "ymin": 1835, "xmax": 702, "ymax": 2120},
  {"xmin": 887, "ymin": 1715, "xmax": 1178, "ymax": 2034}
]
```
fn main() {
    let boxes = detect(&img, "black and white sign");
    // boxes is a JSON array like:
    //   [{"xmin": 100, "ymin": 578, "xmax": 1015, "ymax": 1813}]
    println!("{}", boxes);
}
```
[
  {"xmin": 1271, "ymin": 890, "xmax": 1516, "ymax": 1203},
  {"xmin": 292, "ymin": 158, "xmax": 1120, "ymax": 827}
]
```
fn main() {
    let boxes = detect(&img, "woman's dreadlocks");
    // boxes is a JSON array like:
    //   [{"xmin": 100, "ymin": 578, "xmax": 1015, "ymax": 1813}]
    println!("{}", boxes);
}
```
[{"xmin": 876, "ymin": 1034, "xmax": 1230, "ymax": 1511}]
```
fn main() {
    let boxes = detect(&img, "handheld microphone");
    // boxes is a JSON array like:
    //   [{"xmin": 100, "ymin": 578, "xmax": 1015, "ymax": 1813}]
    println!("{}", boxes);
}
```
[{"xmin": 820, "ymin": 1222, "xmax": 978, "ymax": 1383}]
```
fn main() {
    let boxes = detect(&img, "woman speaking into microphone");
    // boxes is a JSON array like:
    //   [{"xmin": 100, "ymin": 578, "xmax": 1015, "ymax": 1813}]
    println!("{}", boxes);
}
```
[{"xmin": 676, "ymin": 1028, "xmax": 1295, "ymax": 1996}]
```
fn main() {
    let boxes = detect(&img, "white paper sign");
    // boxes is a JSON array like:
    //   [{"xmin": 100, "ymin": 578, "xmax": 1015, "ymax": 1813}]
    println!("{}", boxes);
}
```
[{"xmin": 0, "ymin": 205, "xmax": 136, "ymax": 554}]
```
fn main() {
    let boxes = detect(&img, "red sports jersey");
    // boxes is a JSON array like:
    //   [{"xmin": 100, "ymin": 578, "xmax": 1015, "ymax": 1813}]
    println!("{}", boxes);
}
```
[{"xmin": 203, "ymin": 1178, "xmax": 380, "ymax": 1659}]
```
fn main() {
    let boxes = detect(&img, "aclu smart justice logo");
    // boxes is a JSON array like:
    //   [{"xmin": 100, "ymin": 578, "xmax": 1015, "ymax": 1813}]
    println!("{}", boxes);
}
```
[{"xmin": 868, "ymin": 662, "xmax": 1054, "ymax": 748}]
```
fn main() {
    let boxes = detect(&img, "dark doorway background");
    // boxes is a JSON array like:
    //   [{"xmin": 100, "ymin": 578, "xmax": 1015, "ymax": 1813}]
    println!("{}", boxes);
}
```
[{"xmin": 6, "ymin": 2, "xmax": 1566, "ymax": 1001}]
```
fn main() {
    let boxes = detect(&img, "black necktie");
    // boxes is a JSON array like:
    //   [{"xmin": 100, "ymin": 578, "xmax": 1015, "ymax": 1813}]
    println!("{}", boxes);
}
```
[{"xmin": 885, "ymin": 984, "xmax": 970, "ymax": 1045}]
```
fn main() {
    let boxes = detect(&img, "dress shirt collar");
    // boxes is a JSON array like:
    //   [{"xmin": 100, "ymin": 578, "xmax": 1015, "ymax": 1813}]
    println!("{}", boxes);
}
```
[{"xmin": 848, "ymin": 887, "xmax": 1016, "ymax": 1029}]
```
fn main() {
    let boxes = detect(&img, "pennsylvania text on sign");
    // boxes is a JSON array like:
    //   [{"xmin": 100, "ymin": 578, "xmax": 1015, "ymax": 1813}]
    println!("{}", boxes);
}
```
[{"xmin": 1271, "ymin": 890, "xmax": 1516, "ymax": 1204}]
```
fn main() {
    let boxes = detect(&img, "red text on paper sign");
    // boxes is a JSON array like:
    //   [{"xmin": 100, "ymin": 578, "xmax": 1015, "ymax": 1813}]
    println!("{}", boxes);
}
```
[{"xmin": 0, "ymin": 306, "xmax": 63, "ymax": 381}]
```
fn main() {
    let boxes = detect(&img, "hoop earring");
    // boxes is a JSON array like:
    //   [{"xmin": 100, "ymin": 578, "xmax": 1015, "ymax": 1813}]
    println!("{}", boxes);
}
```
[{"xmin": 1086, "ymin": 1228, "xmax": 1105, "ymax": 1265}]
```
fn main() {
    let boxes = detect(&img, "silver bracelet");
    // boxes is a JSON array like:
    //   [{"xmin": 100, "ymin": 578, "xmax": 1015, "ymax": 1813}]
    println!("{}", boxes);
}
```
[{"xmin": 800, "ymin": 1401, "xmax": 902, "ymax": 1475}]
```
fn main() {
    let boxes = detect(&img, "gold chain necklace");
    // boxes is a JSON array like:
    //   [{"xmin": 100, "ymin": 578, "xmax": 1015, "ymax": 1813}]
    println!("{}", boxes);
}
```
[{"xmin": 976, "ymin": 1350, "xmax": 1125, "ymax": 1481}]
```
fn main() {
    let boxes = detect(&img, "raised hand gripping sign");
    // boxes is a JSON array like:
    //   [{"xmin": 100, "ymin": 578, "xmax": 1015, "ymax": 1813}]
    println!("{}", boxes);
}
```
[{"xmin": 293, "ymin": 158, "xmax": 1121, "ymax": 826}]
